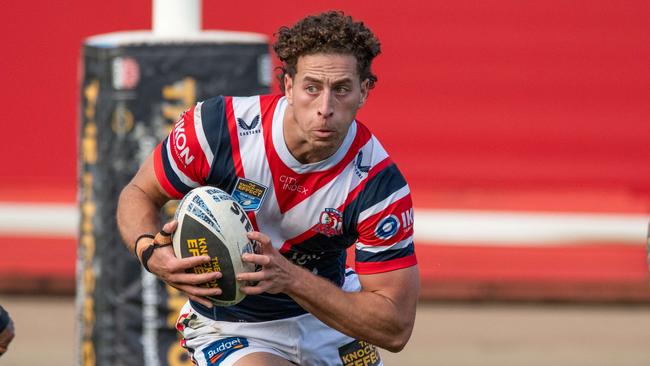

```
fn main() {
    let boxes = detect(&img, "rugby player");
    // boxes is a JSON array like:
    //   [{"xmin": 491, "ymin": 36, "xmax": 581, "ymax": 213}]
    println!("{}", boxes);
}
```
[{"xmin": 117, "ymin": 11, "xmax": 419, "ymax": 366}]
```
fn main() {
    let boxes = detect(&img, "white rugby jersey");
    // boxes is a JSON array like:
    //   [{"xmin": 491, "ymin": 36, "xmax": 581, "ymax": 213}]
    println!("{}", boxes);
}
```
[{"xmin": 154, "ymin": 95, "xmax": 416, "ymax": 321}]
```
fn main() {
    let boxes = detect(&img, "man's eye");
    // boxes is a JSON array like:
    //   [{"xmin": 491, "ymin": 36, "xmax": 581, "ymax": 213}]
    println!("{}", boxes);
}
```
[
  {"xmin": 335, "ymin": 86, "xmax": 350, "ymax": 94},
  {"xmin": 306, "ymin": 85, "xmax": 318, "ymax": 93}
]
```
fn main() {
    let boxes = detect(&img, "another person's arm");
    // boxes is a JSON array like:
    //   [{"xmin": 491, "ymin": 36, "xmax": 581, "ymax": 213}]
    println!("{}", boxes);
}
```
[{"xmin": 0, "ymin": 305, "xmax": 15, "ymax": 356}]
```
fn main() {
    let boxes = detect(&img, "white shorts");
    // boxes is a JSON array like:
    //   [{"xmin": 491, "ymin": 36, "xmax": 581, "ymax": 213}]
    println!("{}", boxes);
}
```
[{"xmin": 175, "ymin": 271, "xmax": 384, "ymax": 366}]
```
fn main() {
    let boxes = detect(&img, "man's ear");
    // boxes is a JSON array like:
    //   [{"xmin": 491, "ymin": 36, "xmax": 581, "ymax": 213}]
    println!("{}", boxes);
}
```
[
  {"xmin": 284, "ymin": 74, "xmax": 294, "ymax": 105},
  {"xmin": 359, "ymin": 79, "xmax": 370, "ymax": 108}
]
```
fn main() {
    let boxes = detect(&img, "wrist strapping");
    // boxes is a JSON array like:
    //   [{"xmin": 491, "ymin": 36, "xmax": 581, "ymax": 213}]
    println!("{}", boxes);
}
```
[
  {"xmin": 140, "ymin": 242, "xmax": 172, "ymax": 272},
  {"xmin": 134, "ymin": 234, "xmax": 155, "ymax": 257},
  {"xmin": 140, "ymin": 229, "xmax": 173, "ymax": 273}
]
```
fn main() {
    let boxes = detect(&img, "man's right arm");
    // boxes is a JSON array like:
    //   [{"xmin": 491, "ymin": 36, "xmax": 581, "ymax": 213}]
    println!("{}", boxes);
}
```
[{"xmin": 116, "ymin": 153, "xmax": 222, "ymax": 308}]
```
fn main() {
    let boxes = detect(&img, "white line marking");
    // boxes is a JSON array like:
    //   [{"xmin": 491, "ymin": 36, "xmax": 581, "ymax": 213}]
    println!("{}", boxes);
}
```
[
  {"xmin": 414, "ymin": 210, "xmax": 649, "ymax": 245},
  {"xmin": 0, "ymin": 203, "xmax": 79, "ymax": 237},
  {"xmin": 0, "ymin": 203, "xmax": 647, "ymax": 246}
]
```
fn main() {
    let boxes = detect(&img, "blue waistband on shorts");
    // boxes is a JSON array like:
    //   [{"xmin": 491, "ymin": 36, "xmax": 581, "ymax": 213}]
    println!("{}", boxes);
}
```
[{"xmin": 190, "ymin": 293, "xmax": 308, "ymax": 323}]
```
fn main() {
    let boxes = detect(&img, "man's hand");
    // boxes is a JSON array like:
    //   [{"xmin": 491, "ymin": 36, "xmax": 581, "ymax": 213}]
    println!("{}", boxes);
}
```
[
  {"xmin": 0, "ymin": 318, "xmax": 14, "ymax": 357},
  {"xmin": 141, "ymin": 221, "xmax": 223, "ymax": 308},
  {"xmin": 237, "ymin": 231, "xmax": 300, "ymax": 295}
]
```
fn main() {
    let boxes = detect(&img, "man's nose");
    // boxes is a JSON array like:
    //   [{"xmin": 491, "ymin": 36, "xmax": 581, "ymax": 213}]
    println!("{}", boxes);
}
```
[{"xmin": 317, "ymin": 90, "xmax": 334, "ymax": 118}]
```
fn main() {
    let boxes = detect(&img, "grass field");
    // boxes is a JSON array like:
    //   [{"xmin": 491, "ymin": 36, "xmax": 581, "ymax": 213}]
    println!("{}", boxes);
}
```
[{"xmin": 1, "ymin": 295, "xmax": 650, "ymax": 365}]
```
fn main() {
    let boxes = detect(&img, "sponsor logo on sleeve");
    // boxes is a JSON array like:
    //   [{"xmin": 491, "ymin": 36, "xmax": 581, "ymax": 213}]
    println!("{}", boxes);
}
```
[
  {"xmin": 202, "ymin": 337, "xmax": 249, "ymax": 365},
  {"xmin": 172, "ymin": 115, "xmax": 195, "ymax": 166},
  {"xmin": 231, "ymin": 178, "xmax": 268, "ymax": 211},
  {"xmin": 374, "ymin": 214, "xmax": 400, "ymax": 240},
  {"xmin": 400, "ymin": 208, "xmax": 414, "ymax": 233},
  {"xmin": 312, "ymin": 208, "xmax": 344, "ymax": 237},
  {"xmin": 338, "ymin": 340, "xmax": 381, "ymax": 366}
]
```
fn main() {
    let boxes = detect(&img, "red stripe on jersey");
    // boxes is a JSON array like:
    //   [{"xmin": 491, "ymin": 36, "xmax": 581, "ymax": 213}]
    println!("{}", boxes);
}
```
[
  {"xmin": 224, "ymin": 96, "xmax": 244, "ymax": 177},
  {"xmin": 225, "ymin": 96, "xmax": 261, "ymax": 230},
  {"xmin": 168, "ymin": 108, "xmax": 209, "ymax": 185},
  {"xmin": 279, "ymin": 156, "xmax": 394, "ymax": 253},
  {"xmin": 354, "ymin": 254, "xmax": 417, "ymax": 275},
  {"xmin": 357, "ymin": 195, "xmax": 414, "ymax": 246},
  {"xmin": 153, "ymin": 143, "xmax": 184, "ymax": 199},
  {"xmin": 279, "ymin": 227, "xmax": 318, "ymax": 253},
  {"xmin": 262, "ymin": 117, "xmax": 373, "ymax": 214}
]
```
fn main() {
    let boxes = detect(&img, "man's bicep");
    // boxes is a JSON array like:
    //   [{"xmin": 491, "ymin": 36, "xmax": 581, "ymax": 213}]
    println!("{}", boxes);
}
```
[
  {"xmin": 358, "ymin": 265, "xmax": 420, "ymax": 307},
  {"xmin": 130, "ymin": 152, "xmax": 174, "ymax": 207}
]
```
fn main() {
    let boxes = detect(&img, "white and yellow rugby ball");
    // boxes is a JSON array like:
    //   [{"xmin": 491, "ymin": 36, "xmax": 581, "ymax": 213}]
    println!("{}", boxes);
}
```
[{"xmin": 173, "ymin": 186, "xmax": 258, "ymax": 307}]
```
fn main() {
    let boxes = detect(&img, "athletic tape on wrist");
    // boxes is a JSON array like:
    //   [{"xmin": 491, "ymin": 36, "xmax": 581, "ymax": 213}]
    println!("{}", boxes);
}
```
[
  {"xmin": 134, "ymin": 234, "xmax": 155, "ymax": 258},
  {"xmin": 140, "ymin": 230, "xmax": 174, "ymax": 273}
]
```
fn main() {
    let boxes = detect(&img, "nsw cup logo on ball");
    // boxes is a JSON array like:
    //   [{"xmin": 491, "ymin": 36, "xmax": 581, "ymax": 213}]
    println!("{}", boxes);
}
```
[{"xmin": 173, "ymin": 186, "xmax": 259, "ymax": 306}]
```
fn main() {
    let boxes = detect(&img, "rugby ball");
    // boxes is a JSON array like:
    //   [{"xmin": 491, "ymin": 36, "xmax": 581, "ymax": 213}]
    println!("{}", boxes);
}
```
[{"xmin": 173, "ymin": 186, "xmax": 258, "ymax": 307}]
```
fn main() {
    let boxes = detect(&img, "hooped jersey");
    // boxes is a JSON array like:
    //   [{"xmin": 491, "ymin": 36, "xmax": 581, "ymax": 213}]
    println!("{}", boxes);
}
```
[{"xmin": 154, "ymin": 94, "xmax": 416, "ymax": 321}]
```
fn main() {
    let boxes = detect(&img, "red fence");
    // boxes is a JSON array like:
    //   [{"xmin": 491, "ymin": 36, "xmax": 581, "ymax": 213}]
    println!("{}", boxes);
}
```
[{"xmin": 0, "ymin": 0, "xmax": 648, "ymax": 300}]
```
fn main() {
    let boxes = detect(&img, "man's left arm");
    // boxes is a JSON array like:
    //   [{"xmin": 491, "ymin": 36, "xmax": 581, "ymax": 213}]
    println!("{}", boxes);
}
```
[
  {"xmin": 239, "ymin": 232, "xmax": 419, "ymax": 352},
  {"xmin": 288, "ymin": 263, "xmax": 420, "ymax": 352}
]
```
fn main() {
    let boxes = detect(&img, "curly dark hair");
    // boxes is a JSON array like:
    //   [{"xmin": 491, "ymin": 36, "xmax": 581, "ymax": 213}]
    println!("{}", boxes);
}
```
[{"xmin": 273, "ymin": 11, "xmax": 381, "ymax": 92}]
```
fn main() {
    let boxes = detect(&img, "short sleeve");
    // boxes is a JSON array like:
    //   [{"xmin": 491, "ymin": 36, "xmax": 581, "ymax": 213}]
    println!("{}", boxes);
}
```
[
  {"xmin": 354, "ymin": 164, "xmax": 417, "ymax": 274},
  {"xmin": 153, "ymin": 97, "xmax": 227, "ymax": 198}
]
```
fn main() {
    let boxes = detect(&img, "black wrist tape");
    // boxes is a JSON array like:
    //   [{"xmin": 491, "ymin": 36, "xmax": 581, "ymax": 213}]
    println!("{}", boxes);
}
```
[
  {"xmin": 141, "ymin": 242, "xmax": 172, "ymax": 273},
  {"xmin": 134, "ymin": 234, "xmax": 155, "ymax": 257}
]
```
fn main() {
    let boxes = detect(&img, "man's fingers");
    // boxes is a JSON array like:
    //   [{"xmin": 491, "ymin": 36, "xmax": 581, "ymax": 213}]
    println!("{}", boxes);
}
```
[
  {"xmin": 176, "ymin": 255, "xmax": 213, "ymax": 269},
  {"xmin": 170, "ymin": 283, "xmax": 221, "ymax": 308},
  {"xmin": 162, "ymin": 220, "xmax": 178, "ymax": 233},
  {"xmin": 237, "ymin": 270, "xmax": 266, "ymax": 283},
  {"xmin": 241, "ymin": 253, "xmax": 271, "ymax": 266},
  {"xmin": 169, "ymin": 271, "xmax": 221, "ymax": 285},
  {"xmin": 240, "ymin": 283, "xmax": 267, "ymax": 296},
  {"xmin": 246, "ymin": 231, "xmax": 273, "ymax": 251},
  {"xmin": 187, "ymin": 294, "xmax": 214, "ymax": 308}
]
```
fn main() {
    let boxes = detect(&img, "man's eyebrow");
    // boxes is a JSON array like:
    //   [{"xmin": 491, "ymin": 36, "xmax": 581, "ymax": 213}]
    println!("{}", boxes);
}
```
[
  {"xmin": 302, "ymin": 76, "xmax": 353, "ymax": 85},
  {"xmin": 302, "ymin": 76, "xmax": 323, "ymax": 84}
]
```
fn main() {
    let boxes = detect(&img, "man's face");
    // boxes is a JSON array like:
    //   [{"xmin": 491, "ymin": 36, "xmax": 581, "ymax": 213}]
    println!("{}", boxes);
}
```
[{"xmin": 284, "ymin": 53, "xmax": 369, "ymax": 163}]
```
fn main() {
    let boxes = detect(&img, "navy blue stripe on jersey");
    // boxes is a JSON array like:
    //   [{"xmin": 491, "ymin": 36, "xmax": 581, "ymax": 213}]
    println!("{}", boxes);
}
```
[
  {"xmin": 287, "ymin": 245, "xmax": 350, "ymax": 286},
  {"xmin": 341, "ymin": 163, "xmax": 407, "ymax": 237},
  {"xmin": 358, "ymin": 163, "xmax": 407, "ymax": 212},
  {"xmin": 355, "ymin": 243, "xmax": 415, "ymax": 263},
  {"xmin": 160, "ymin": 137, "xmax": 193, "ymax": 194},
  {"xmin": 200, "ymin": 96, "xmax": 238, "ymax": 193}
]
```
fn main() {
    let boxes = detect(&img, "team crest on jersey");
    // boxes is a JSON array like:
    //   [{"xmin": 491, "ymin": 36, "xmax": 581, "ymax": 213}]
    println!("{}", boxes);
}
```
[
  {"xmin": 237, "ymin": 115, "xmax": 261, "ymax": 136},
  {"xmin": 231, "ymin": 178, "xmax": 267, "ymax": 211},
  {"xmin": 312, "ymin": 208, "xmax": 343, "ymax": 237}
]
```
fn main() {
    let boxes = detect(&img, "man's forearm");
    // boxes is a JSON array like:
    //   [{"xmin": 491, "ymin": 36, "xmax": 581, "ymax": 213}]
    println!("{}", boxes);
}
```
[
  {"xmin": 285, "ymin": 265, "xmax": 418, "ymax": 352},
  {"xmin": 116, "ymin": 183, "xmax": 165, "ymax": 253}
]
